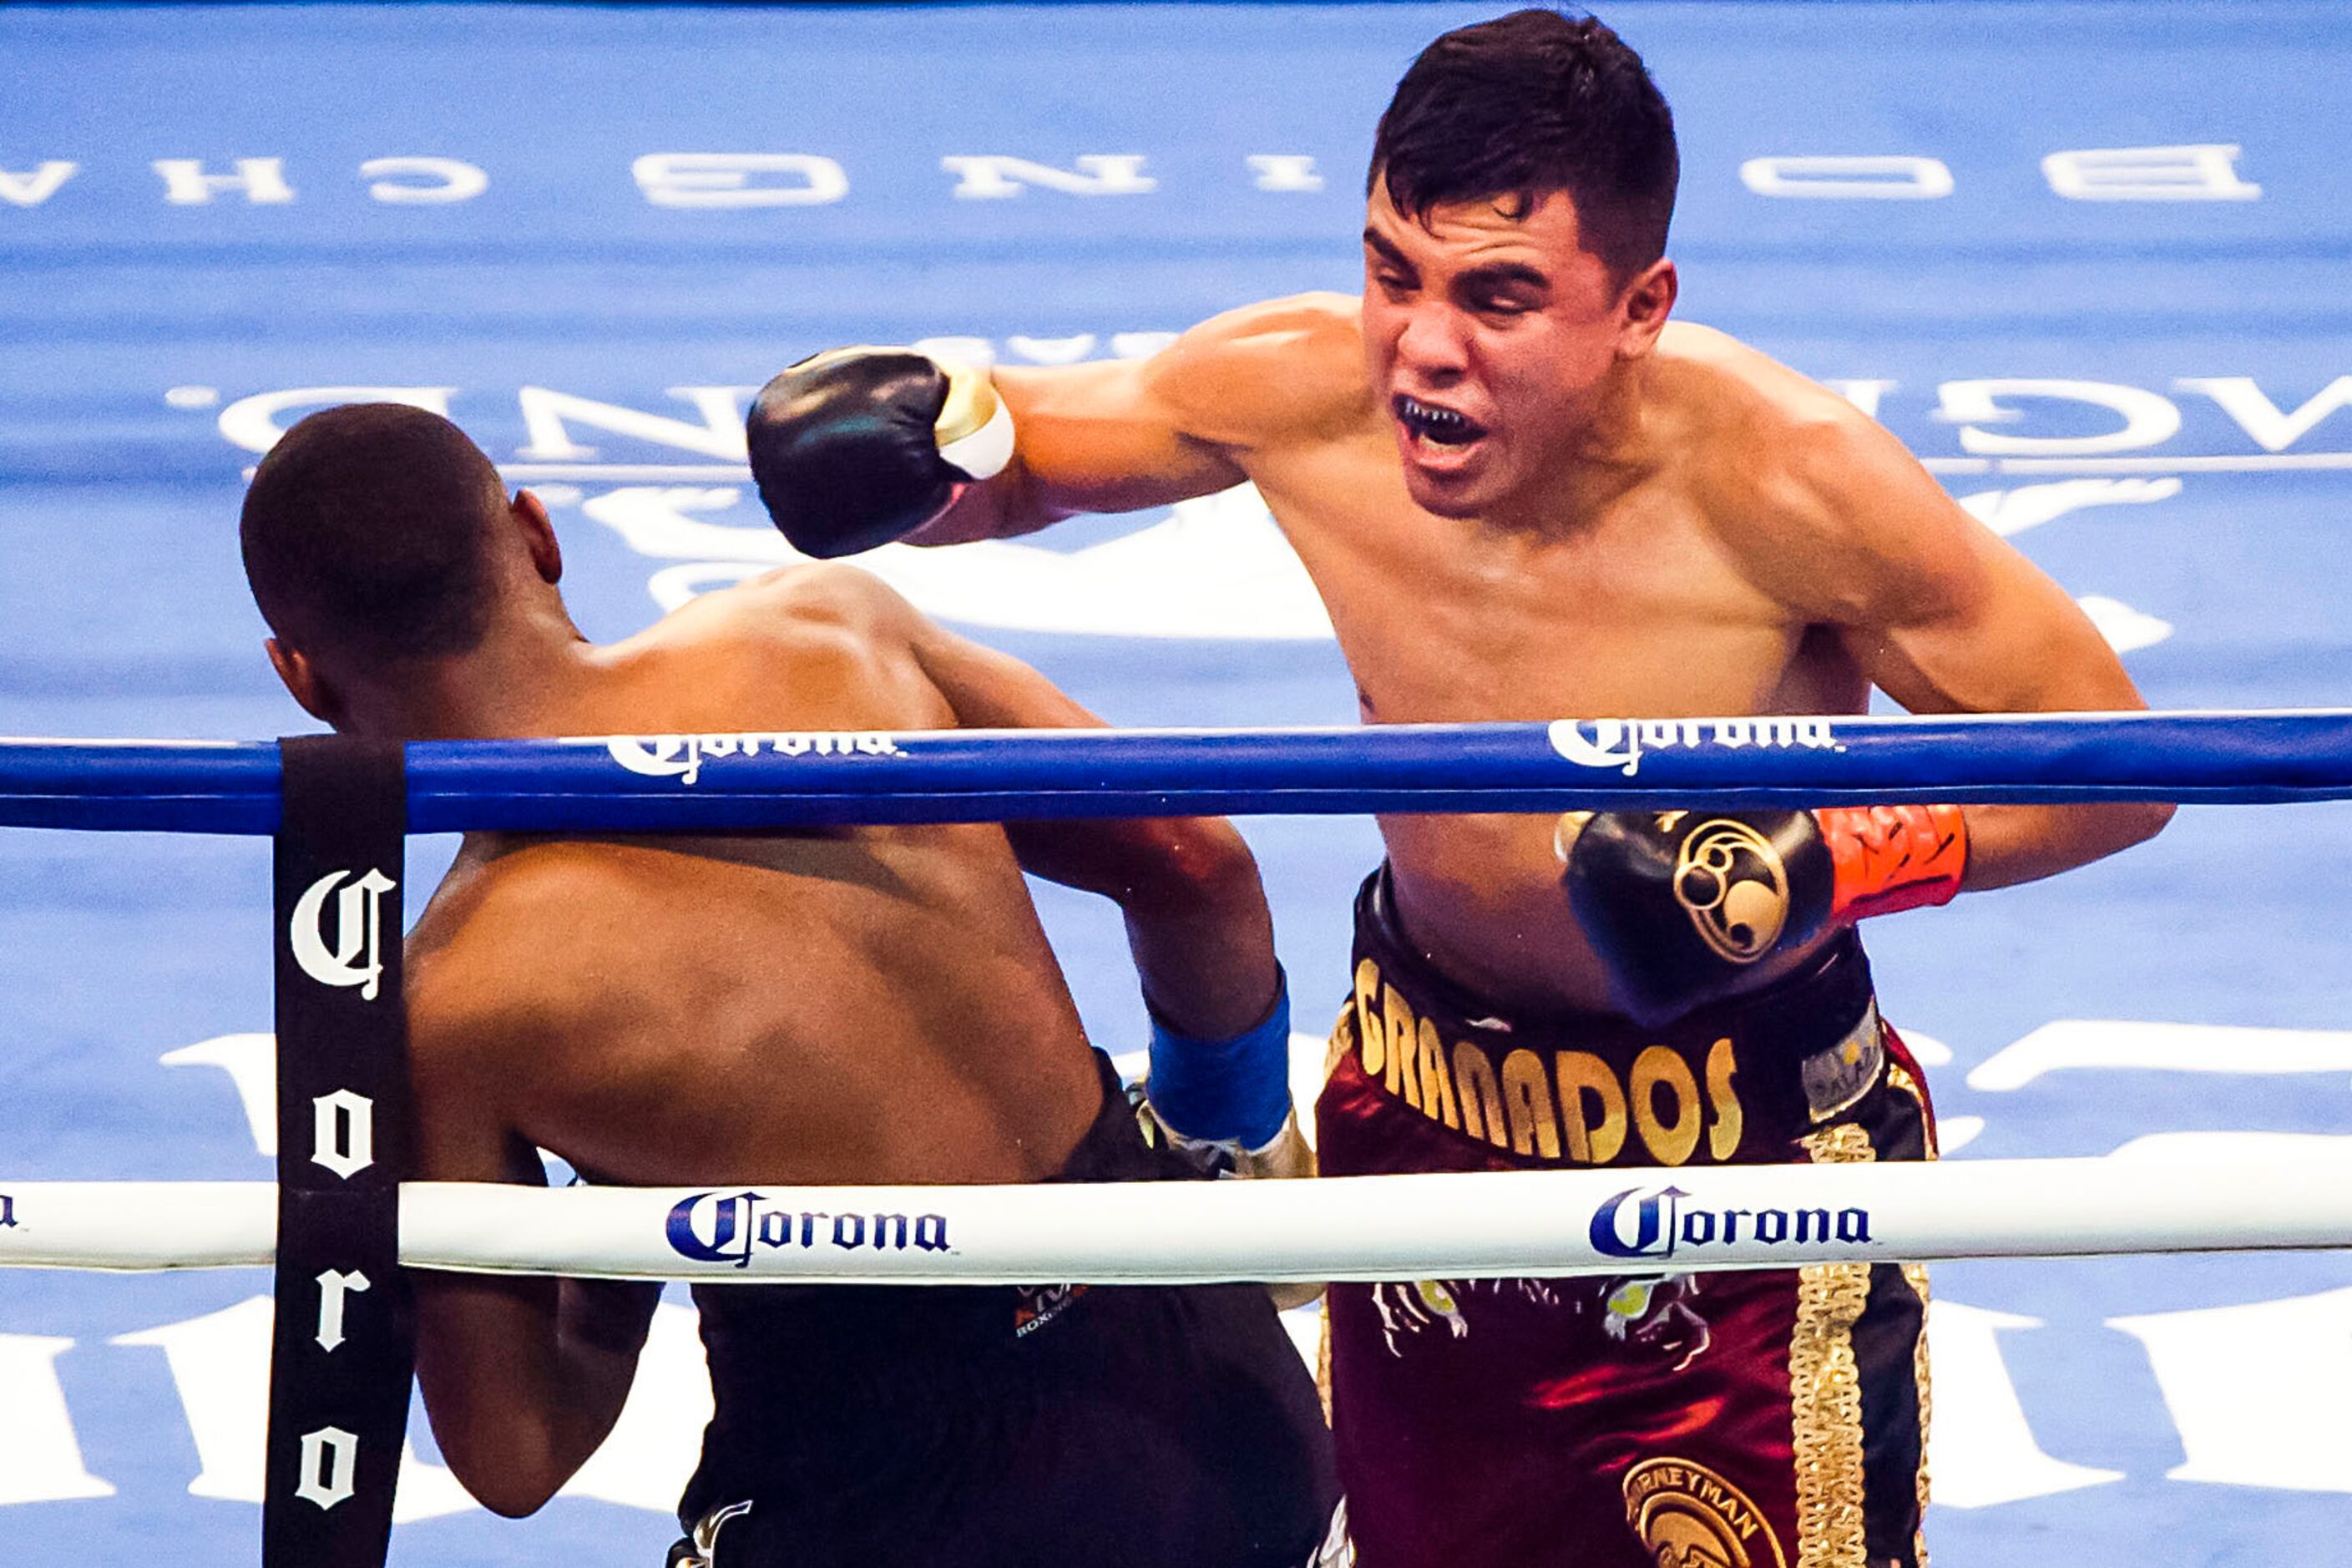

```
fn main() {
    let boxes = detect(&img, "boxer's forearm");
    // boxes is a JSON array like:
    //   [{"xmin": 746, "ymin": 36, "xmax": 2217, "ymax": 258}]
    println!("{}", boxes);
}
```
[
  {"xmin": 908, "ymin": 360, "xmax": 1247, "ymax": 546},
  {"xmin": 419, "ymin": 1272, "xmax": 660, "ymax": 1518},
  {"xmin": 1955, "ymin": 800, "xmax": 2173, "ymax": 892},
  {"xmin": 901, "ymin": 455, "xmax": 1074, "ymax": 545},
  {"xmin": 1119, "ymin": 827, "xmax": 1282, "ymax": 1041}
]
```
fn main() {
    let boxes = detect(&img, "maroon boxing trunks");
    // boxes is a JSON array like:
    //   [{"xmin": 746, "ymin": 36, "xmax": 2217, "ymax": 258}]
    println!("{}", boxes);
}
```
[{"xmin": 1317, "ymin": 867, "xmax": 1936, "ymax": 1568}]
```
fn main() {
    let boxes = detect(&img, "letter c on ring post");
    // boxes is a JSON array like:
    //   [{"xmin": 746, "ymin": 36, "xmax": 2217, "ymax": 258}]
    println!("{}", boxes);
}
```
[{"xmin": 266, "ymin": 736, "xmax": 413, "ymax": 1568}]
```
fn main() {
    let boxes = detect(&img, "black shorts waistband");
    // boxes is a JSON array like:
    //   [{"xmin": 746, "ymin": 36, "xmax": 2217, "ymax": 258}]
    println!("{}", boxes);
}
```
[{"xmin": 1342, "ymin": 866, "xmax": 1883, "ymax": 1165}]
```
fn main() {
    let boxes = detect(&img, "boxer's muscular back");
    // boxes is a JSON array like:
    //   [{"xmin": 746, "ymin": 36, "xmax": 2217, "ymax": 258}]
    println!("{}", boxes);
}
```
[{"xmin": 403, "ymin": 567, "xmax": 1104, "ymax": 1191}]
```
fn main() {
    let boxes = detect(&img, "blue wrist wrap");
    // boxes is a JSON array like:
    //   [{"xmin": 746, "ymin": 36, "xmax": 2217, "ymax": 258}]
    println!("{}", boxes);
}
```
[{"xmin": 1145, "ymin": 972, "xmax": 1292, "ymax": 1150}]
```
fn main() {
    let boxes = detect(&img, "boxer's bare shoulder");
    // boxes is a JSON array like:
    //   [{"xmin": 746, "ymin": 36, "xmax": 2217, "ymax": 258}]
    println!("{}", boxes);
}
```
[
  {"xmin": 604, "ymin": 563, "xmax": 959, "ymax": 728},
  {"xmin": 1143, "ymin": 291, "xmax": 1376, "ymax": 452},
  {"xmin": 1655, "ymin": 320, "xmax": 1866, "ymax": 433},
  {"xmin": 970, "ymin": 293, "xmax": 1373, "ymax": 525},
  {"xmin": 635, "ymin": 559, "xmax": 903, "ymax": 645},
  {"xmin": 1654, "ymin": 321, "xmax": 1991, "ymax": 620}
]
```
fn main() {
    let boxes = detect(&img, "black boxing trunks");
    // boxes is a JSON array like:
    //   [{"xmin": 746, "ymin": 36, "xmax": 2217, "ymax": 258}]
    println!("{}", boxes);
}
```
[
  {"xmin": 1317, "ymin": 866, "xmax": 1936, "ymax": 1568},
  {"xmin": 667, "ymin": 1050, "xmax": 1338, "ymax": 1568}
]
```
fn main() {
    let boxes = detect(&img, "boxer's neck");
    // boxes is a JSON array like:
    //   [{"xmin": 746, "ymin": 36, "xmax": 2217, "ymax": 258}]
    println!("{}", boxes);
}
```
[
  {"xmin": 335, "ymin": 595, "xmax": 592, "ymax": 741},
  {"xmin": 1488, "ymin": 357, "xmax": 1658, "ymax": 534}
]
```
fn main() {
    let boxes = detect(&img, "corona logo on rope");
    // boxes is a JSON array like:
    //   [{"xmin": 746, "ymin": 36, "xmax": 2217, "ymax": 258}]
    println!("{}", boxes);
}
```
[
  {"xmin": 1548, "ymin": 716, "xmax": 1845, "ymax": 777},
  {"xmin": 590, "ymin": 731, "xmax": 906, "ymax": 786},
  {"xmin": 665, "ymin": 1189, "xmax": 951, "ymax": 1269},
  {"xmin": 1588, "ymin": 1183, "xmax": 1874, "ymax": 1262},
  {"xmin": 288, "ymin": 867, "xmax": 397, "ymax": 1002}
]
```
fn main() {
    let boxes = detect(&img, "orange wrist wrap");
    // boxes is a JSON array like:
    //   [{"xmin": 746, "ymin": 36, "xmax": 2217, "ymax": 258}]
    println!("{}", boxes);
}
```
[{"xmin": 1818, "ymin": 804, "xmax": 1969, "ymax": 923}]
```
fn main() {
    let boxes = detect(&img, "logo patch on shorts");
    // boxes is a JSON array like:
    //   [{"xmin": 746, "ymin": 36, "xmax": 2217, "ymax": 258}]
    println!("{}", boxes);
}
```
[
  {"xmin": 1621, "ymin": 1457, "xmax": 1786, "ymax": 1568},
  {"xmin": 1014, "ymin": 1282, "xmax": 1087, "ymax": 1338}
]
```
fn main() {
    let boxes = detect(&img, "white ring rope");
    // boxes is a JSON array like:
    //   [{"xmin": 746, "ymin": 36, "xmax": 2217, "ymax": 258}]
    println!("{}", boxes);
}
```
[{"xmin": 6, "ymin": 1149, "xmax": 2348, "ymax": 1282}]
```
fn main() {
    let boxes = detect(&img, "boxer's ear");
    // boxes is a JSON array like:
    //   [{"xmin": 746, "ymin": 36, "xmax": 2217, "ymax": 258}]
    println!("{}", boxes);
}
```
[
  {"xmin": 266, "ymin": 637, "xmax": 344, "ymax": 729},
  {"xmin": 1615, "ymin": 258, "xmax": 1677, "ymax": 360},
  {"xmin": 512, "ymin": 488, "xmax": 564, "ymax": 585}
]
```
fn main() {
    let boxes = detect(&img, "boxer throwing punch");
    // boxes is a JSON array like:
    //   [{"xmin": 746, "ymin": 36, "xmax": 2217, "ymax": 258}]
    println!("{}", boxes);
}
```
[{"xmin": 745, "ymin": 12, "xmax": 2168, "ymax": 1565}]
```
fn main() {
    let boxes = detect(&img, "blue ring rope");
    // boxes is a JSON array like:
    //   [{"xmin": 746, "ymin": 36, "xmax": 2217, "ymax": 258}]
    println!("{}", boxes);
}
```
[{"xmin": 2, "ymin": 710, "xmax": 2348, "ymax": 836}]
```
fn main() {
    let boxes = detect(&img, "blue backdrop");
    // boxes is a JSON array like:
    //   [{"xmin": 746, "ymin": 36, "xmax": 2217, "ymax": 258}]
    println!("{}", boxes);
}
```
[{"xmin": 2, "ymin": 3, "xmax": 2348, "ymax": 1563}]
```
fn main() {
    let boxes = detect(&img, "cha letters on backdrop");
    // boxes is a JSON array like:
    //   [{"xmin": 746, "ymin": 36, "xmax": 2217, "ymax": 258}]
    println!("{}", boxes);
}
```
[{"xmin": 266, "ymin": 736, "xmax": 412, "ymax": 1568}]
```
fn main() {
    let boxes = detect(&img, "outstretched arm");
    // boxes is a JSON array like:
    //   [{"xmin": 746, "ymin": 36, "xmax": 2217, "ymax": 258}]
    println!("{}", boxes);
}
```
[
  {"xmin": 746, "ymin": 296, "xmax": 1362, "ymax": 554},
  {"xmin": 901, "ymin": 351, "xmax": 1250, "ymax": 545}
]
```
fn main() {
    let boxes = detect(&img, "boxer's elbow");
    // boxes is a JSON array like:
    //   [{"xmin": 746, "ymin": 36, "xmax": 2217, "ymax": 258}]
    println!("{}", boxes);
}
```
[
  {"xmin": 421, "ymin": 1369, "xmax": 583, "ymax": 1517},
  {"xmin": 448, "ymin": 1424, "xmax": 574, "ymax": 1518},
  {"xmin": 2076, "ymin": 798, "xmax": 2172, "ymax": 864},
  {"xmin": 1134, "ymin": 818, "xmax": 1266, "ymax": 917},
  {"xmin": 471, "ymin": 1472, "xmax": 560, "ymax": 1520},
  {"xmin": 2118, "ymin": 799, "xmax": 2176, "ymax": 850},
  {"xmin": 2056, "ymin": 798, "xmax": 2174, "ymax": 879},
  {"xmin": 2094, "ymin": 801, "xmax": 2175, "ymax": 878}
]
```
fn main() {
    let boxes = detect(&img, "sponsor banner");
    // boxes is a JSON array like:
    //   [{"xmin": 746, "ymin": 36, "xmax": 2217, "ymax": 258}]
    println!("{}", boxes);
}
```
[{"xmin": 589, "ymin": 731, "xmax": 906, "ymax": 786}]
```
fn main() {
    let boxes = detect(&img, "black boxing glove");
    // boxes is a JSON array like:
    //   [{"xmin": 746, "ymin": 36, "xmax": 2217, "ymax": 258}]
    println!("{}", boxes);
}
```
[
  {"xmin": 1559, "ymin": 806, "xmax": 1966, "ymax": 1027},
  {"xmin": 746, "ymin": 346, "xmax": 1014, "ymax": 559}
]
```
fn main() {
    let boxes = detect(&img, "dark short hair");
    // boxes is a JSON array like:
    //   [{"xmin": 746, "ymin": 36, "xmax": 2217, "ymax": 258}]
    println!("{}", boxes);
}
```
[
  {"xmin": 1369, "ymin": 8, "xmax": 1678, "ymax": 280},
  {"xmin": 240, "ymin": 403, "xmax": 508, "ymax": 662}
]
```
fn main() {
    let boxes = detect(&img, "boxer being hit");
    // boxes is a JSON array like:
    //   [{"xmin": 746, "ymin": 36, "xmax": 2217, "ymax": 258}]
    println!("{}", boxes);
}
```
[
  {"xmin": 238, "ymin": 403, "xmax": 1341, "ymax": 1568},
  {"xmin": 741, "ymin": 11, "xmax": 2170, "ymax": 1566}
]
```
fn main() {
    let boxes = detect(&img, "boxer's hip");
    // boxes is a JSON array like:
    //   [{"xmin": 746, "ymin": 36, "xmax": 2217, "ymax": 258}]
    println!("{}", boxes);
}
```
[
  {"xmin": 677, "ymin": 1050, "xmax": 1336, "ymax": 1566},
  {"xmin": 1318, "ymin": 863, "xmax": 1892, "ymax": 1181},
  {"xmin": 1316, "ymin": 865, "xmax": 1936, "ymax": 1568}
]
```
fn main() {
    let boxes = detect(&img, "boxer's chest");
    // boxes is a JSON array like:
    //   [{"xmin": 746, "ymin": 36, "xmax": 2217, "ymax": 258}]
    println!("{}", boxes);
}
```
[{"xmin": 1252, "ymin": 442, "xmax": 1821, "ymax": 726}]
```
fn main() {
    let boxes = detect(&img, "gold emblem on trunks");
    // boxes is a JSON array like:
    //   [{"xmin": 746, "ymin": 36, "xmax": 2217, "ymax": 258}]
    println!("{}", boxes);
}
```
[
  {"xmin": 1622, "ymin": 1458, "xmax": 1788, "ymax": 1568},
  {"xmin": 1674, "ymin": 819, "xmax": 1791, "ymax": 964}
]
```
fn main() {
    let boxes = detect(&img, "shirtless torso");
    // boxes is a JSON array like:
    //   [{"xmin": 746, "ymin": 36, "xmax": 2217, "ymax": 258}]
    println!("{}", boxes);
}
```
[
  {"xmin": 244, "ymin": 388, "xmax": 1341, "ymax": 1560},
  {"xmin": 1125, "ymin": 299, "xmax": 1882, "ymax": 1012},
  {"xmin": 280, "ymin": 552, "xmax": 1332, "ymax": 1556},
  {"xmin": 938, "ymin": 254, "xmax": 2159, "ymax": 1014},
  {"xmin": 889, "ymin": 197, "xmax": 2163, "ymax": 1568}
]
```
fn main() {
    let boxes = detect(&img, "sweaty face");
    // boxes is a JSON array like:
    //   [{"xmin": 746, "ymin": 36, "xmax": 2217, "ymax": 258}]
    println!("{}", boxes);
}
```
[{"xmin": 1362, "ymin": 186, "xmax": 1632, "ymax": 518}]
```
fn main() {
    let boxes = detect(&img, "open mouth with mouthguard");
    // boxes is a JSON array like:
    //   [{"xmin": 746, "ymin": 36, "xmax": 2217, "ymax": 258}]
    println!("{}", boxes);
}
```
[{"xmin": 1393, "ymin": 393, "xmax": 1489, "ymax": 448}]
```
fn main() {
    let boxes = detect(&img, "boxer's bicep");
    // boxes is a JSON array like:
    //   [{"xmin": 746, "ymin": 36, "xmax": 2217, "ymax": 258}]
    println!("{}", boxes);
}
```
[
  {"xmin": 1823, "ymin": 439, "xmax": 2141, "ymax": 716},
  {"xmin": 887, "ymin": 593, "xmax": 1265, "ymax": 907},
  {"xmin": 923, "ymin": 300, "xmax": 1348, "ymax": 539},
  {"xmin": 992, "ymin": 356, "xmax": 1247, "ymax": 516},
  {"xmin": 1790, "ymin": 422, "xmax": 2171, "ymax": 885}
]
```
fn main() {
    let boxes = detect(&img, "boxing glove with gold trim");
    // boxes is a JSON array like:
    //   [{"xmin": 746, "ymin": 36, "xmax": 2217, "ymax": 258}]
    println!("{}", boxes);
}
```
[
  {"xmin": 746, "ymin": 346, "xmax": 1014, "ymax": 559},
  {"xmin": 1559, "ymin": 805, "xmax": 1965, "ymax": 1026}
]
